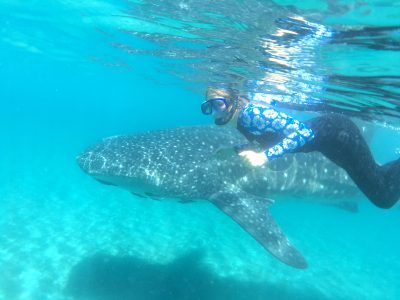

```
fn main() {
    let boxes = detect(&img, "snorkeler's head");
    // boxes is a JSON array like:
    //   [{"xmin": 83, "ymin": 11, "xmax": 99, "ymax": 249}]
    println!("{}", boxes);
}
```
[{"xmin": 201, "ymin": 87, "xmax": 241, "ymax": 125}]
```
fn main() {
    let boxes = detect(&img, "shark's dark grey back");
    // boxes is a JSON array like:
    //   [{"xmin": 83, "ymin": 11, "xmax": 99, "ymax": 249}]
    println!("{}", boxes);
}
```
[{"xmin": 78, "ymin": 125, "xmax": 358, "ymax": 200}]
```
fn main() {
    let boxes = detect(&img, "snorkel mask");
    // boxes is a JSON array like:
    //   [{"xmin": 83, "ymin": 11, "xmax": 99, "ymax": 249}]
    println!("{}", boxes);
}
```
[{"xmin": 201, "ymin": 89, "xmax": 239, "ymax": 125}]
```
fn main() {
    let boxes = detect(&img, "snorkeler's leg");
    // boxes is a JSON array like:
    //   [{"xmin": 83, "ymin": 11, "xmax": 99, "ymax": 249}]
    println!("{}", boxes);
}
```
[{"xmin": 303, "ymin": 114, "xmax": 400, "ymax": 208}]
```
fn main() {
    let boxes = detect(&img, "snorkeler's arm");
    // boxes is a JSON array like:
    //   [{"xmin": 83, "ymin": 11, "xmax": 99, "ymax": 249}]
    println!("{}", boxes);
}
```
[
  {"xmin": 236, "ymin": 103, "xmax": 314, "ymax": 162},
  {"xmin": 264, "ymin": 114, "xmax": 314, "ymax": 161}
]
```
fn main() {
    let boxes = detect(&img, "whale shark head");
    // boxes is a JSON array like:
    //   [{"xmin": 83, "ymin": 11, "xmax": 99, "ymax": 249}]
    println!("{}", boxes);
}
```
[
  {"xmin": 77, "ymin": 126, "xmax": 250, "ymax": 199},
  {"xmin": 77, "ymin": 134, "xmax": 171, "ymax": 198},
  {"xmin": 77, "ymin": 125, "xmax": 358, "ymax": 269}
]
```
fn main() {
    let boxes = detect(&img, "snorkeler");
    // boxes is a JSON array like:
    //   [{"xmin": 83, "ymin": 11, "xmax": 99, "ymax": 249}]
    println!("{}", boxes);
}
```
[{"xmin": 201, "ymin": 87, "xmax": 400, "ymax": 209}]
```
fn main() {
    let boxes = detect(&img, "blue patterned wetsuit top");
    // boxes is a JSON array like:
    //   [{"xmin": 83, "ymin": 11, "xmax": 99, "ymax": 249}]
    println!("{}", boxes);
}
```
[{"xmin": 238, "ymin": 103, "xmax": 314, "ymax": 161}]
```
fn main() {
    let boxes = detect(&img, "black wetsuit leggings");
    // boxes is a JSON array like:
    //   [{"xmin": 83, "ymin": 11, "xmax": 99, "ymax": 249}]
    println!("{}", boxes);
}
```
[{"xmin": 301, "ymin": 114, "xmax": 400, "ymax": 208}]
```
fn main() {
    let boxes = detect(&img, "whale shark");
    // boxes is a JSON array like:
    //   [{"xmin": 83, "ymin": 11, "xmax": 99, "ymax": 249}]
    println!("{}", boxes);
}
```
[{"xmin": 77, "ymin": 125, "xmax": 359, "ymax": 269}]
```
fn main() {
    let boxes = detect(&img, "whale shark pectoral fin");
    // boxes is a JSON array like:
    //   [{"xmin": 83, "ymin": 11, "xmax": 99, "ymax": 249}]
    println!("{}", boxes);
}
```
[{"xmin": 210, "ymin": 191, "xmax": 307, "ymax": 269}]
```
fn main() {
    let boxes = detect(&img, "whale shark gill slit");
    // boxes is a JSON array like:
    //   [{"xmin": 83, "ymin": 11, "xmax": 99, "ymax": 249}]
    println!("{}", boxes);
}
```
[
  {"xmin": 95, "ymin": 179, "xmax": 117, "ymax": 186},
  {"xmin": 210, "ymin": 191, "xmax": 307, "ymax": 269},
  {"xmin": 131, "ymin": 192, "xmax": 147, "ymax": 199},
  {"xmin": 145, "ymin": 192, "xmax": 162, "ymax": 200}
]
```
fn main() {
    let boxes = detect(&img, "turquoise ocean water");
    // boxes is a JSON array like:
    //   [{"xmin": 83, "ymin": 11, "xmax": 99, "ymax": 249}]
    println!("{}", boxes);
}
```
[{"xmin": 1, "ymin": 1, "xmax": 400, "ymax": 299}]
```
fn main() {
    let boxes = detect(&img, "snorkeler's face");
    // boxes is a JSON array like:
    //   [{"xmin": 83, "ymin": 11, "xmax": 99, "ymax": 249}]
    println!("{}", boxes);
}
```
[
  {"xmin": 202, "ymin": 87, "xmax": 239, "ymax": 125},
  {"xmin": 201, "ymin": 97, "xmax": 228, "ymax": 116}
]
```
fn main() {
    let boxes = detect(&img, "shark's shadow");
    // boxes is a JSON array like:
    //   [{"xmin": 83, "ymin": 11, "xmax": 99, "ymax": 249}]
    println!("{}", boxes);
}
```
[{"xmin": 65, "ymin": 251, "xmax": 325, "ymax": 300}]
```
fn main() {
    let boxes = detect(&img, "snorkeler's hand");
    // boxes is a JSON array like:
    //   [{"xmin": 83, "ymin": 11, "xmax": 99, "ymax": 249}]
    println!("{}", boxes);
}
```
[
  {"xmin": 214, "ymin": 147, "xmax": 236, "ymax": 160},
  {"xmin": 239, "ymin": 150, "xmax": 268, "ymax": 167}
]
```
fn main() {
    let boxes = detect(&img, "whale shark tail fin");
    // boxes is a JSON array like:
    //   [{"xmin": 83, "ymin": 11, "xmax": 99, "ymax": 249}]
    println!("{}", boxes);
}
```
[{"xmin": 210, "ymin": 191, "xmax": 307, "ymax": 269}]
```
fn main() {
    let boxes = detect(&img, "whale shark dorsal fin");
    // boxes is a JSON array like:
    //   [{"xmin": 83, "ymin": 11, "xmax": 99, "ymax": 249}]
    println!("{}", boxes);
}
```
[{"xmin": 210, "ymin": 191, "xmax": 307, "ymax": 269}]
